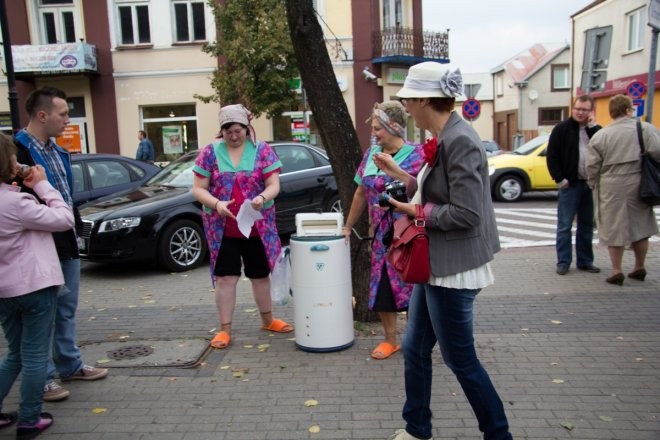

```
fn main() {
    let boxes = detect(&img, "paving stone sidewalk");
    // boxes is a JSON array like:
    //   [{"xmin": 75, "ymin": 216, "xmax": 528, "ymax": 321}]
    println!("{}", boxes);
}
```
[{"xmin": 1, "ymin": 245, "xmax": 659, "ymax": 439}]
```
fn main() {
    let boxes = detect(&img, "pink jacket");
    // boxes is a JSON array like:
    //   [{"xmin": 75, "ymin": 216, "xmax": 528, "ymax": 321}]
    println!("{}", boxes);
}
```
[{"xmin": 0, "ymin": 180, "xmax": 75, "ymax": 298}]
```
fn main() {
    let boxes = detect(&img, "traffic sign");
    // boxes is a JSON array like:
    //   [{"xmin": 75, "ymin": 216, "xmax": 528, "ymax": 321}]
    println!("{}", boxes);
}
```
[
  {"xmin": 633, "ymin": 99, "xmax": 645, "ymax": 118},
  {"xmin": 627, "ymin": 81, "xmax": 646, "ymax": 99},
  {"xmin": 462, "ymin": 98, "xmax": 481, "ymax": 120}
]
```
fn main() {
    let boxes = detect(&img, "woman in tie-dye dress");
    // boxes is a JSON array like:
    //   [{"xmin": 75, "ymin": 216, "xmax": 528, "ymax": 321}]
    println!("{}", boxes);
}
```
[
  {"xmin": 192, "ymin": 104, "xmax": 293, "ymax": 349},
  {"xmin": 341, "ymin": 101, "xmax": 424, "ymax": 359}
]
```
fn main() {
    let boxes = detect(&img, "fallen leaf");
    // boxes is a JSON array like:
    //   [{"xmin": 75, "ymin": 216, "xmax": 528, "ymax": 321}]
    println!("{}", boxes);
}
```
[
  {"xmin": 168, "ymin": 306, "xmax": 177, "ymax": 311},
  {"xmin": 550, "ymin": 320, "xmax": 562, "ymax": 325},
  {"xmin": 308, "ymin": 425, "xmax": 320, "ymax": 433},
  {"xmin": 143, "ymin": 300, "xmax": 156, "ymax": 304},
  {"xmin": 244, "ymin": 308, "xmax": 257, "ymax": 313},
  {"xmin": 550, "ymin": 362, "xmax": 559, "ymax": 366},
  {"xmin": 141, "ymin": 295, "xmax": 152, "ymax": 300},
  {"xmin": 244, "ymin": 345, "xmax": 254, "ymax": 348},
  {"xmin": 127, "ymin": 305, "xmax": 137, "ymax": 308},
  {"xmin": 96, "ymin": 307, "xmax": 106, "ymax": 311},
  {"xmin": 520, "ymin": 328, "xmax": 529, "ymax": 332},
  {"xmin": 559, "ymin": 421, "xmax": 574, "ymax": 430},
  {"xmin": 97, "ymin": 358, "xmax": 111, "ymax": 364},
  {"xmin": 599, "ymin": 415, "xmax": 613, "ymax": 422},
  {"xmin": 304, "ymin": 399, "xmax": 319, "ymax": 407},
  {"xmin": 220, "ymin": 365, "xmax": 230, "ymax": 370},
  {"xmin": 635, "ymin": 358, "xmax": 644, "ymax": 362},
  {"xmin": 552, "ymin": 379, "xmax": 564, "ymax": 384},
  {"xmin": 118, "ymin": 335, "xmax": 130, "ymax": 340},
  {"xmin": 92, "ymin": 408, "xmax": 107, "ymax": 414},
  {"xmin": 257, "ymin": 344, "xmax": 270, "ymax": 351}
]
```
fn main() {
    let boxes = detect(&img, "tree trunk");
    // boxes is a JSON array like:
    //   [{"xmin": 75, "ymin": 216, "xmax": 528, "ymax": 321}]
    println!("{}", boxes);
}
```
[{"xmin": 285, "ymin": 0, "xmax": 376, "ymax": 322}]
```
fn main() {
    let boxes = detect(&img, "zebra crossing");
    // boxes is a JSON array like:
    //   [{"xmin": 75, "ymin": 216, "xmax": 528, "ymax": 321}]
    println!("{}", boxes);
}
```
[{"xmin": 494, "ymin": 207, "xmax": 660, "ymax": 249}]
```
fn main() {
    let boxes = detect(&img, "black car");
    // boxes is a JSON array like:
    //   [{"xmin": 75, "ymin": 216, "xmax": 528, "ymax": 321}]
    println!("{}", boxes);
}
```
[
  {"xmin": 71, "ymin": 154, "xmax": 160, "ymax": 207},
  {"xmin": 78, "ymin": 142, "xmax": 340, "ymax": 272}
]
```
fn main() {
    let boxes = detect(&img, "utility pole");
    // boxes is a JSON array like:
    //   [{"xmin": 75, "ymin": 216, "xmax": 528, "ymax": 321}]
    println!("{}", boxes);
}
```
[
  {"xmin": 647, "ymin": 0, "xmax": 660, "ymax": 123},
  {"xmin": 0, "ymin": 0, "xmax": 20, "ymax": 132}
]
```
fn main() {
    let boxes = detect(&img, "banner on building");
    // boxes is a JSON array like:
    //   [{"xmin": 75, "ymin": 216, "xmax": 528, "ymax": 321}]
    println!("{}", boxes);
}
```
[{"xmin": 11, "ymin": 43, "xmax": 97, "ymax": 74}]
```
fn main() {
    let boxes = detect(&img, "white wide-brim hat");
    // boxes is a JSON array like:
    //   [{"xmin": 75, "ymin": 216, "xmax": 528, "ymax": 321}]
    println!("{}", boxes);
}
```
[{"xmin": 396, "ymin": 62, "xmax": 464, "ymax": 99}]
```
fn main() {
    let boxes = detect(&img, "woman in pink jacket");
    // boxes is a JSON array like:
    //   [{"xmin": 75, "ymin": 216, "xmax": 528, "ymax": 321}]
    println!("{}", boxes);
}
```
[{"xmin": 0, "ymin": 135, "xmax": 74, "ymax": 439}]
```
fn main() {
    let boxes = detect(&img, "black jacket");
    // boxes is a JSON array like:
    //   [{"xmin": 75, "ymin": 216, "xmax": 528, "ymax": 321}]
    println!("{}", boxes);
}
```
[
  {"xmin": 14, "ymin": 138, "xmax": 81, "ymax": 260},
  {"xmin": 546, "ymin": 117, "xmax": 601, "ymax": 184}
]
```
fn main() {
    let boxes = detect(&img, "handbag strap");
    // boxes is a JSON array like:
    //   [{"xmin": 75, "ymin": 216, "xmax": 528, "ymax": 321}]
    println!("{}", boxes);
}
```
[
  {"xmin": 637, "ymin": 121, "xmax": 646, "ymax": 154},
  {"xmin": 414, "ymin": 204, "xmax": 426, "ymax": 229}
]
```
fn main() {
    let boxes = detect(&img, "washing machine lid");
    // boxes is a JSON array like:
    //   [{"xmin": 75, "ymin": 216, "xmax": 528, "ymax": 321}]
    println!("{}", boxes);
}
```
[{"xmin": 295, "ymin": 212, "xmax": 343, "ymax": 236}]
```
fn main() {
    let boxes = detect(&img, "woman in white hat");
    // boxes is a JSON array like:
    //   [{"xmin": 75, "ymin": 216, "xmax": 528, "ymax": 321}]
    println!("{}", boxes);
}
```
[
  {"xmin": 192, "ymin": 104, "xmax": 293, "ymax": 350},
  {"xmin": 375, "ymin": 62, "xmax": 513, "ymax": 440}
]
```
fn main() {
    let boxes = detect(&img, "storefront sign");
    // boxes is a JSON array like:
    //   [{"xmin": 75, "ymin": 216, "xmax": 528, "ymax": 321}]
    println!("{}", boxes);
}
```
[
  {"xmin": 11, "ymin": 43, "xmax": 97, "ymax": 74},
  {"xmin": 56, "ymin": 125, "xmax": 83, "ymax": 154}
]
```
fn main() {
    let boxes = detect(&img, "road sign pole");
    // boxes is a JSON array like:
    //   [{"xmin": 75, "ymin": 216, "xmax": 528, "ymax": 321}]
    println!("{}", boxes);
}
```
[{"xmin": 647, "ymin": 28, "xmax": 658, "ymax": 123}]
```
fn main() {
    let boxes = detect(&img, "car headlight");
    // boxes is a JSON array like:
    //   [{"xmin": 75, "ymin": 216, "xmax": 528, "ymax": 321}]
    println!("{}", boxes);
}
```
[
  {"xmin": 488, "ymin": 164, "xmax": 496, "ymax": 176},
  {"xmin": 98, "ymin": 217, "xmax": 141, "ymax": 233}
]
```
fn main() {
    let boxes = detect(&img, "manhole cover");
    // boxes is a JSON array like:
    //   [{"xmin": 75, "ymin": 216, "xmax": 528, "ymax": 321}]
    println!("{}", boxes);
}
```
[
  {"xmin": 108, "ymin": 344, "xmax": 154, "ymax": 360},
  {"xmin": 79, "ymin": 339, "xmax": 210, "ymax": 368}
]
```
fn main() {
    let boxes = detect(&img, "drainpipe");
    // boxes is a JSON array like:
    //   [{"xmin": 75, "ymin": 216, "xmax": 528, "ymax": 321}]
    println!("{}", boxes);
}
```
[{"xmin": 514, "ymin": 81, "xmax": 528, "ymax": 148}]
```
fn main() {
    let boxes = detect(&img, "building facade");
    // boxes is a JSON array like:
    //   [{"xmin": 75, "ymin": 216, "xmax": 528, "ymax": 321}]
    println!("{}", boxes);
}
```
[
  {"xmin": 0, "ymin": 0, "xmax": 449, "ymax": 160},
  {"xmin": 572, "ymin": 0, "xmax": 660, "ymax": 126}
]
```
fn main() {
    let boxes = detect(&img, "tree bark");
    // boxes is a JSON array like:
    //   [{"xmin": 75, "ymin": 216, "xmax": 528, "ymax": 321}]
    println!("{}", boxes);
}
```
[{"xmin": 285, "ymin": 0, "xmax": 376, "ymax": 322}]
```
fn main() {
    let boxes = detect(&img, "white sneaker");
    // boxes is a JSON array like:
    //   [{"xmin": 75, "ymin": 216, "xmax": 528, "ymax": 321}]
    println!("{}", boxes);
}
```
[
  {"xmin": 389, "ymin": 428, "xmax": 432, "ymax": 440},
  {"xmin": 43, "ymin": 381, "xmax": 70, "ymax": 402}
]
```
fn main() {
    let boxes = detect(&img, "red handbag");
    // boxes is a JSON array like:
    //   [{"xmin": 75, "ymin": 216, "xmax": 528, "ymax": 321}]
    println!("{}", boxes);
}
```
[{"xmin": 387, "ymin": 205, "xmax": 430, "ymax": 283}]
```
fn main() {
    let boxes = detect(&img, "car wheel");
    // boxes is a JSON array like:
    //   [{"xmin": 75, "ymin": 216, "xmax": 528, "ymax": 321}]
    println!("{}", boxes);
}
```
[
  {"xmin": 324, "ymin": 194, "xmax": 343, "ymax": 213},
  {"xmin": 494, "ymin": 175, "xmax": 524, "ymax": 202},
  {"xmin": 158, "ymin": 220, "xmax": 207, "ymax": 272}
]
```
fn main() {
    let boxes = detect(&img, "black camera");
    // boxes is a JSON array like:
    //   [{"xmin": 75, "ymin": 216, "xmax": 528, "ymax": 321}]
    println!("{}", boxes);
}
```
[{"xmin": 378, "ymin": 180, "xmax": 408, "ymax": 207}]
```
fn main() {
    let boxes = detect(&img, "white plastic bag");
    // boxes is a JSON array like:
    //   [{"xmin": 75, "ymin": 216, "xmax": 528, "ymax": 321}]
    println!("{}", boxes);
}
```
[{"xmin": 270, "ymin": 246, "xmax": 291, "ymax": 306}]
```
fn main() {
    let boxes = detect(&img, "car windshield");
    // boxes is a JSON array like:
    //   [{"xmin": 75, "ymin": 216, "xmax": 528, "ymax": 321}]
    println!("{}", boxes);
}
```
[
  {"xmin": 146, "ymin": 154, "xmax": 197, "ymax": 188},
  {"xmin": 512, "ymin": 135, "xmax": 550, "ymax": 155}
]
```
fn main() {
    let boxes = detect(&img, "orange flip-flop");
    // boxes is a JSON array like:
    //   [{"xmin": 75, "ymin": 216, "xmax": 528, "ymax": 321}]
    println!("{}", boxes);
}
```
[
  {"xmin": 262, "ymin": 318, "xmax": 294, "ymax": 333},
  {"xmin": 371, "ymin": 342, "xmax": 400, "ymax": 360},
  {"xmin": 210, "ymin": 331, "xmax": 230, "ymax": 349}
]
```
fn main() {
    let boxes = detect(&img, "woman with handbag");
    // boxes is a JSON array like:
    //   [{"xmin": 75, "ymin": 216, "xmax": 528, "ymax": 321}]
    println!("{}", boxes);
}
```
[
  {"xmin": 341, "ymin": 101, "xmax": 424, "ymax": 359},
  {"xmin": 586, "ymin": 94, "xmax": 660, "ymax": 285},
  {"xmin": 374, "ymin": 62, "xmax": 513, "ymax": 440}
]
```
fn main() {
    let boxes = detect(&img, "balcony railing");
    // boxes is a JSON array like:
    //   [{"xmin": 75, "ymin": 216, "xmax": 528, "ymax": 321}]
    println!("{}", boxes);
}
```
[{"xmin": 372, "ymin": 27, "xmax": 449, "ymax": 62}]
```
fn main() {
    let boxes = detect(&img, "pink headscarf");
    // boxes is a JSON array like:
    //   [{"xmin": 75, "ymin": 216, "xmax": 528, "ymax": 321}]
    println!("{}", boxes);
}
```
[{"xmin": 218, "ymin": 104, "xmax": 256, "ymax": 143}]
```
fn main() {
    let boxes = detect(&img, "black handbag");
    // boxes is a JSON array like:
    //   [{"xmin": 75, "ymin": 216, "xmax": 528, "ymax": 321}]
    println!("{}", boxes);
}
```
[{"xmin": 636, "ymin": 121, "xmax": 660, "ymax": 206}]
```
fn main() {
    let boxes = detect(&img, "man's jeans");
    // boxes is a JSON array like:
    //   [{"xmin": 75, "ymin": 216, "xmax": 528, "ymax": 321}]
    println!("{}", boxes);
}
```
[
  {"xmin": 556, "ymin": 181, "xmax": 594, "ymax": 267},
  {"xmin": 402, "ymin": 284, "xmax": 512, "ymax": 440},
  {"xmin": 47, "ymin": 258, "xmax": 83, "ymax": 381},
  {"xmin": 0, "ymin": 287, "xmax": 57, "ymax": 423}
]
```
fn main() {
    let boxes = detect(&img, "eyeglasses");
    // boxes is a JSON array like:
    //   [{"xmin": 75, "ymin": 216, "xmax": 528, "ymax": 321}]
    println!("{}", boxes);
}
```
[{"xmin": 573, "ymin": 107, "xmax": 592, "ymax": 113}]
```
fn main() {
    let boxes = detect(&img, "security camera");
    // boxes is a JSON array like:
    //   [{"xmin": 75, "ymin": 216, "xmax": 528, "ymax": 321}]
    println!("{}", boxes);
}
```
[{"xmin": 362, "ymin": 67, "xmax": 377, "ymax": 81}]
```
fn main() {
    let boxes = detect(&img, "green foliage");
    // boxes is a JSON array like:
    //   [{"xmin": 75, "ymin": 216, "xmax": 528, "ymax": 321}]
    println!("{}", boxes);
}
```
[{"xmin": 201, "ymin": 0, "xmax": 298, "ymax": 118}]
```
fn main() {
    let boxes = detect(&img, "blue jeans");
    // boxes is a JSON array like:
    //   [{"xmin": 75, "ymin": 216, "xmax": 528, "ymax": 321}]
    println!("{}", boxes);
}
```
[
  {"xmin": 556, "ymin": 181, "xmax": 594, "ymax": 267},
  {"xmin": 402, "ymin": 284, "xmax": 512, "ymax": 440},
  {"xmin": 47, "ymin": 258, "xmax": 83, "ymax": 380},
  {"xmin": 0, "ymin": 287, "xmax": 57, "ymax": 424}
]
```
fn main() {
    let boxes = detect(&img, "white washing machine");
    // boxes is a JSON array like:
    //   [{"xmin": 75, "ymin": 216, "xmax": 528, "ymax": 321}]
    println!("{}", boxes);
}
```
[{"xmin": 290, "ymin": 213, "xmax": 354, "ymax": 352}]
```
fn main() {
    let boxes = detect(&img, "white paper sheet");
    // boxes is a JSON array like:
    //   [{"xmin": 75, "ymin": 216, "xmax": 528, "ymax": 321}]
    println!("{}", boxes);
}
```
[{"xmin": 236, "ymin": 199, "xmax": 264, "ymax": 238}]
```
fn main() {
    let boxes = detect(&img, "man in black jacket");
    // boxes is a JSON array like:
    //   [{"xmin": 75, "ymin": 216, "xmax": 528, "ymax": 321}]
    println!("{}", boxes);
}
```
[
  {"xmin": 546, "ymin": 95, "xmax": 602, "ymax": 275},
  {"xmin": 15, "ymin": 86, "xmax": 108, "ymax": 402}
]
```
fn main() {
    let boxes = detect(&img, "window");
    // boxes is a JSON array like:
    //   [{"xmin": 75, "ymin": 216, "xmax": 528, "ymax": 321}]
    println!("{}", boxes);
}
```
[
  {"xmin": 626, "ymin": 7, "xmax": 646, "ymax": 52},
  {"xmin": 173, "ymin": 1, "xmax": 206, "ymax": 43},
  {"xmin": 38, "ymin": 0, "xmax": 79, "ymax": 44},
  {"xmin": 383, "ymin": 0, "xmax": 403, "ymax": 28},
  {"xmin": 538, "ymin": 107, "xmax": 567, "ymax": 125},
  {"xmin": 117, "ymin": 1, "xmax": 151, "ymax": 45},
  {"xmin": 141, "ymin": 105, "xmax": 198, "ymax": 162},
  {"xmin": 551, "ymin": 64, "xmax": 569, "ymax": 91}
]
